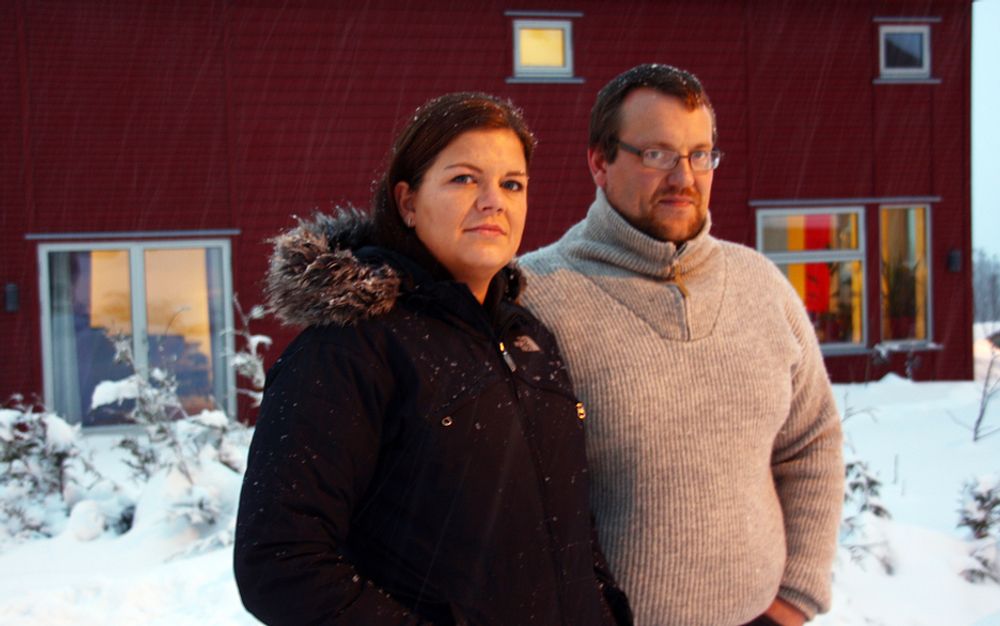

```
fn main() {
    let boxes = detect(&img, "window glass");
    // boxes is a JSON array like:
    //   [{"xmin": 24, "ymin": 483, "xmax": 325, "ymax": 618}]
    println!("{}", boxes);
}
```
[
  {"xmin": 761, "ymin": 212, "xmax": 859, "ymax": 253},
  {"xmin": 880, "ymin": 206, "xmax": 929, "ymax": 341},
  {"xmin": 48, "ymin": 250, "xmax": 134, "ymax": 425},
  {"xmin": 757, "ymin": 207, "xmax": 866, "ymax": 348},
  {"xmin": 512, "ymin": 19, "xmax": 573, "ymax": 79},
  {"xmin": 879, "ymin": 25, "xmax": 930, "ymax": 79},
  {"xmin": 144, "ymin": 248, "xmax": 227, "ymax": 416},
  {"xmin": 43, "ymin": 242, "xmax": 231, "ymax": 426},
  {"xmin": 884, "ymin": 31, "xmax": 924, "ymax": 68},
  {"xmin": 519, "ymin": 27, "xmax": 565, "ymax": 67},
  {"xmin": 778, "ymin": 260, "xmax": 865, "ymax": 344}
]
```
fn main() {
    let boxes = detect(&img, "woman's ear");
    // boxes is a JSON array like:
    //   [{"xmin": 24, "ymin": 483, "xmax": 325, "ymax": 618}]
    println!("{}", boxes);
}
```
[{"xmin": 394, "ymin": 181, "xmax": 415, "ymax": 228}]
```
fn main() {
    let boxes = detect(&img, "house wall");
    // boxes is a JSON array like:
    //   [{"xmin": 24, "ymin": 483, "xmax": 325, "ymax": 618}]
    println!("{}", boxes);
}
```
[{"xmin": 0, "ymin": 0, "xmax": 973, "ymax": 415}]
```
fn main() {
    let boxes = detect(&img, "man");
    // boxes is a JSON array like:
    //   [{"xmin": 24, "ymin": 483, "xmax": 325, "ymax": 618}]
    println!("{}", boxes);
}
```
[{"xmin": 519, "ymin": 64, "xmax": 843, "ymax": 626}]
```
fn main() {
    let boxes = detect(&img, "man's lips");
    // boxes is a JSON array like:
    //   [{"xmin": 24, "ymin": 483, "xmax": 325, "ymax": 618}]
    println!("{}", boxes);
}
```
[{"xmin": 656, "ymin": 195, "xmax": 697, "ymax": 207}]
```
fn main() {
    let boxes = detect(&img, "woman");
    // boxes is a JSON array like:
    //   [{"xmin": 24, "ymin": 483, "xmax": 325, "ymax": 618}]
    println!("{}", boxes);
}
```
[{"xmin": 234, "ymin": 93, "xmax": 631, "ymax": 626}]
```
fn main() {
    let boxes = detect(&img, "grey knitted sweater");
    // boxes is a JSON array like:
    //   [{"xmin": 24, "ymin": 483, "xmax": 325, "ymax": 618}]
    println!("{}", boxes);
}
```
[{"xmin": 519, "ymin": 190, "xmax": 843, "ymax": 626}]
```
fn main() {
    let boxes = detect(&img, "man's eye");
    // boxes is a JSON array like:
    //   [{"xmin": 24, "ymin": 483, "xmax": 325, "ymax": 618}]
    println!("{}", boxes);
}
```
[
  {"xmin": 502, "ymin": 180, "xmax": 525, "ymax": 192},
  {"xmin": 691, "ymin": 150, "xmax": 709, "ymax": 161},
  {"xmin": 643, "ymin": 149, "xmax": 665, "ymax": 161}
]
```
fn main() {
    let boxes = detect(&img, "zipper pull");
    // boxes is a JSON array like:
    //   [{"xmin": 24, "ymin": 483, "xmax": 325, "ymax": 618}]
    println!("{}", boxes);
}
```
[{"xmin": 498, "ymin": 341, "xmax": 517, "ymax": 372}]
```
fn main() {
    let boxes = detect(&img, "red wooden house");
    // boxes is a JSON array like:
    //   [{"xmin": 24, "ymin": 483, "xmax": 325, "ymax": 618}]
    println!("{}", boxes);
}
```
[{"xmin": 1, "ymin": 0, "xmax": 972, "ymax": 426}]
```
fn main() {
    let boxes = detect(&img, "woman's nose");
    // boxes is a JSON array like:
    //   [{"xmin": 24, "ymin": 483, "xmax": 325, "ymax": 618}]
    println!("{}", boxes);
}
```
[{"xmin": 476, "ymin": 184, "xmax": 505, "ymax": 212}]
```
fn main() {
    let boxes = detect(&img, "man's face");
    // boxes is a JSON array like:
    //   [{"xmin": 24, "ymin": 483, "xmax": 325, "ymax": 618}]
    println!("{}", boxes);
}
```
[{"xmin": 588, "ymin": 88, "xmax": 715, "ymax": 244}]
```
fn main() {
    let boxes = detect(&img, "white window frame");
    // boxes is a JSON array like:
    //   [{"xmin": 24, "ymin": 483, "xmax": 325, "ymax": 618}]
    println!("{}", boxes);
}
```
[
  {"xmin": 879, "ymin": 24, "xmax": 931, "ymax": 80},
  {"xmin": 510, "ymin": 18, "xmax": 576, "ymax": 81},
  {"xmin": 878, "ymin": 203, "xmax": 934, "ymax": 349},
  {"xmin": 37, "ymin": 238, "xmax": 236, "ymax": 428},
  {"xmin": 756, "ymin": 206, "xmax": 868, "ymax": 354}
]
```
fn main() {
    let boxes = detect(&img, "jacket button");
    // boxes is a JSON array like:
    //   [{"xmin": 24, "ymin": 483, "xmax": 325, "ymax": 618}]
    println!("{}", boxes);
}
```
[
  {"xmin": 576, "ymin": 403, "xmax": 586, "ymax": 420},
  {"xmin": 441, "ymin": 416, "xmax": 454, "ymax": 427}
]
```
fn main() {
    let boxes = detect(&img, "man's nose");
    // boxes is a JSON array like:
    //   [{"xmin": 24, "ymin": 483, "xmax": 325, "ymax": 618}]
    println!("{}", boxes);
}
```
[{"xmin": 667, "ymin": 157, "xmax": 696, "ymax": 188}]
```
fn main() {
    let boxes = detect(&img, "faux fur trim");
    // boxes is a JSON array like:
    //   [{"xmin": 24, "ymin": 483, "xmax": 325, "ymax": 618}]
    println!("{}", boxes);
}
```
[{"xmin": 265, "ymin": 208, "xmax": 401, "ymax": 327}]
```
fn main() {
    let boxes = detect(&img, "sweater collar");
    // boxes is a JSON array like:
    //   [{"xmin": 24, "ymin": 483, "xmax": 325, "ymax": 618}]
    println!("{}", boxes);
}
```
[{"xmin": 572, "ymin": 188, "xmax": 715, "ymax": 280}]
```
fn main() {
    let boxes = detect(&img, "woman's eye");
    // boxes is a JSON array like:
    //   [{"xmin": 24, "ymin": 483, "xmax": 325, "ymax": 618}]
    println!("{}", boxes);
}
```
[
  {"xmin": 502, "ymin": 180, "xmax": 525, "ymax": 192},
  {"xmin": 451, "ymin": 174, "xmax": 474, "ymax": 184}
]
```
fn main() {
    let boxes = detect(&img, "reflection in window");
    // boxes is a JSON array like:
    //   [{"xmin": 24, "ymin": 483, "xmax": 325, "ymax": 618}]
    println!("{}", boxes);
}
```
[
  {"xmin": 879, "ymin": 24, "xmax": 931, "ymax": 79},
  {"xmin": 757, "ymin": 207, "xmax": 866, "ymax": 348},
  {"xmin": 880, "ymin": 205, "xmax": 929, "ymax": 341},
  {"xmin": 43, "ymin": 242, "xmax": 231, "ymax": 426}
]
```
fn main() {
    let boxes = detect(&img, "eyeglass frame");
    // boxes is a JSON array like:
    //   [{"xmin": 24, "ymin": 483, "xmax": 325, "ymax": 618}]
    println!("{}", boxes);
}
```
[{"xmin": 615, "ymin": 139, "xmax": 723, "ymax": 172}]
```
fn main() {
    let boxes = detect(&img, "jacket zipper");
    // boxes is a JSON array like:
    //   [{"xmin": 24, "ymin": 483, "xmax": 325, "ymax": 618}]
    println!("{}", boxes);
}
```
[
  {"xmin": 494, "ymin": 323, "xmax": 569, "ymax": 624},
  {"xmin": 498, "ymin": 341, "xmax": 517, "ymax": 372}
]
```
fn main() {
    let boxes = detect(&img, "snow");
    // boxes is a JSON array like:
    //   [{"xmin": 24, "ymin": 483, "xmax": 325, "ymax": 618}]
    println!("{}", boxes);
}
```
[
  {"xmin": 90, "ymin": 375, "xmax": 141, "ymax": 410},
  {"xmin": 1, "ymin": 339, "xmax": 999, "ymax": 625}
]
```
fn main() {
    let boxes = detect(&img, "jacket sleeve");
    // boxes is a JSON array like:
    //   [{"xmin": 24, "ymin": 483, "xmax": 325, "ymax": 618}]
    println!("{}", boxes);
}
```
[
  {"xmin": 770, "ymin": 282, "xmax": 845, "ymax": 619},
  {"xmin": 233, "ymin": 336, "xmax": 430, "ymax": 626}
]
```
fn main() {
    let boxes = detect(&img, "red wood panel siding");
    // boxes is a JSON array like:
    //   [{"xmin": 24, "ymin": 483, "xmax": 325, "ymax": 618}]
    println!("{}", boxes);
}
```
[
  {"xmin": 1, "ymin": 1, "xmax": 37, "ymax": 399},
  {"xmin": 25, "ymin": 0, "xmax": 230, "ymax": 233},
  {"xmin": 747, "ymin": 1, "xmax": 875, "ymax": 201}
]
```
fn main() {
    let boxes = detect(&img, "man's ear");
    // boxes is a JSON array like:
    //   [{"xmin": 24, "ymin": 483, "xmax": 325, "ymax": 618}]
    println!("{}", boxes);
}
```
[
  {"xmin": 587, "ymin": 147, "xmax": 609, "ymax": 189},
  {"xmin": 394, "ymin": 181, "xmax": 415, "ymax": 226}
]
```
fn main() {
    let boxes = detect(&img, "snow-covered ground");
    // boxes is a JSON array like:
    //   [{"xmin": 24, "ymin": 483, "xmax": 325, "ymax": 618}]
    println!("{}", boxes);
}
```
[{"xmin": 1, "ymin": 328, "xmax": 998, "ymax": 625}]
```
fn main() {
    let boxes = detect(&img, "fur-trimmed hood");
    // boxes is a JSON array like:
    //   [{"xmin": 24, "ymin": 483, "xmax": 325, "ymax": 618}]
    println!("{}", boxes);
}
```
[{"xmin": 265, "ymin": 208, "xmax": 524, "ymax": 327}]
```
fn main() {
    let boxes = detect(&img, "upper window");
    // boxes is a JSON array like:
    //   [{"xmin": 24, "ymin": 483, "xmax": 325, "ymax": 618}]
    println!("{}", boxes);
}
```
[
  {"xmin": 506, "ymin": 13, "xmax": 582, "ymax": 83},
  {"xmin": 879, "ymin": 205, "xmax": 931, "ymax": 343},
  {"xmin": 758, "ymin": 208, "xmax": 867, "ymax": 351},
  {"xmin": 879, "ymin": 24, "xmax": 931, "ymax": 80},
  {"xmin": 38, "ymin": 240, "xmax": 234, "ymax": 427}
]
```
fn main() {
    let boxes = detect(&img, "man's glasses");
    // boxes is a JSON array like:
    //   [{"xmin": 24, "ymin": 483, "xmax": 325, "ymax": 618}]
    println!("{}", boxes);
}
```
[{"xmin": 616, "ymin": 140, "xmax": 723, "ymax": 172}]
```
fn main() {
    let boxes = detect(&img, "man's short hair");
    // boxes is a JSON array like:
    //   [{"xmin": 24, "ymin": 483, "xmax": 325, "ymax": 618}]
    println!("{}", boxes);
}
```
[{"xmin": 589, "ymin": 63, "xmax": 717, "ymax": 163}]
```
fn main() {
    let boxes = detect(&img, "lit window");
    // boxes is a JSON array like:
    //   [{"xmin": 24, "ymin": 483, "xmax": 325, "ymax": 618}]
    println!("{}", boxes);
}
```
[
  {"xmin": 512, "ymin": 19, "xmax": 574, "ymax": 80},
  {"xmin": 758, "ymin": 208, "xmax": 866, "ymax": 349},
  {"xmin": 39, "ymin": 240, "xmax": 234, "ymax": 426},
  {"xmin": 879, "ymin": 24, "xmax": 931, "ymax": 79},
  {"xmin": 880, "ymin": 205, "xmax": 931, "ymax": 342}
]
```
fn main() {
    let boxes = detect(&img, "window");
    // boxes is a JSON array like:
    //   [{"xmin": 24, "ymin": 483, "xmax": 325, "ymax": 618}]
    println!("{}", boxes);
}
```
[
  {"xmin": 506, "ymin": 13, "xmax": 582, "ymax": 83},
  {"xmin": 880, "ymin": 205, "xmax": 931, "ymax": 342},
  {"xmin": 38, "ymin": 240, "xmax": 234, "ymax": 427},
  {"xmin": 757, "ymin": 208, "xmax": 866, "ymax": 350},
  {"xmin": 879, "ymin": 24, "xmax": 931, "ymax": 79}
]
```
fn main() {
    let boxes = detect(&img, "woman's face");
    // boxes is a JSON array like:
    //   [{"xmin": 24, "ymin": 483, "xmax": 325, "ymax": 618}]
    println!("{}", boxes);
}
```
[{"xmin": 395, "ymin": 128, "xmax": 528, "ymax": 302}]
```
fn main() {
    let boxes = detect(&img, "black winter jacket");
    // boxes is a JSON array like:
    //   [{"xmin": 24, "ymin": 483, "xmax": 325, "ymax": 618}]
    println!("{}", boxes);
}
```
[{"xmin": 234, "ymin": 211, "xmax": 631, "ymax": 626}]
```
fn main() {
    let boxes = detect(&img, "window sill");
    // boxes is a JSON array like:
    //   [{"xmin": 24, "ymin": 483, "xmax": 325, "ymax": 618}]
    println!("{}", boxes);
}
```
[
  {"xmin": 506, "ymin": 76, "xmax": 585, "ymax": 84},
  {"xmin": 821, "ymin": 344, "xmax": 872, "ymax": 357},
  {"xmin": 873, "ymin": 77, "xmax": 941, "ymax": 85}
]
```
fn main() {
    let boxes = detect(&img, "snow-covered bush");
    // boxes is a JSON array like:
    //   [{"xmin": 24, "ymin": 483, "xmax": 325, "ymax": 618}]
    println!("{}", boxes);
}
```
[
  {"xmin": 0, "ymin": 395, "xmax": 126, "ymax": 547},
  {"xmin": 91, "ymin": 314, "xmax": 259, "ymax": 553},
  {"xmin": 958, "ymin": 473, "xmax": 1000, "ymax": 583},
  {"xmin": 228, "ymin": 296, "xmax": 271, "ymax": 408},
  {"xmin": 841, "ymin": 451, "xmax": 895, "ymax": 574},
  {"xmin": 2, "ymin": 301, "xmax": 265, "ymax": 556}
]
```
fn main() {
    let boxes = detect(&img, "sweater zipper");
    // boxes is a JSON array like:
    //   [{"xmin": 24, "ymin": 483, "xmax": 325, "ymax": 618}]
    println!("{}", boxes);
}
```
[{"xmin": 669, "ymin": 260, "xmax": 693, "ymax": 341}]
